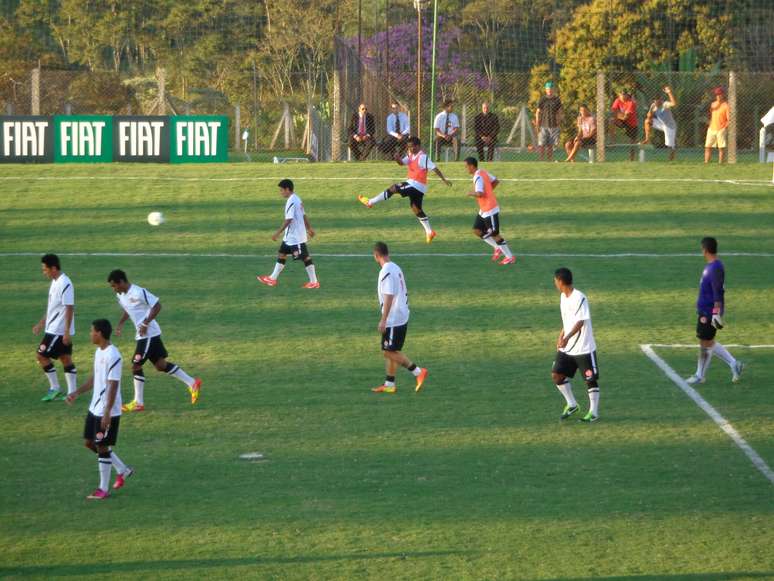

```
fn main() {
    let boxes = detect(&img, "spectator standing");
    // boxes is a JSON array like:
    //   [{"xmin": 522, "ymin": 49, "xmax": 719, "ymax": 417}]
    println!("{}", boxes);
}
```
[
  {"xmin": 349, "ymin": 103, "xmax": 376, "ymax": 161},
  {"xmin": 705, "ymin": 88, "xmax": 729, "ymax": 164},
  {"xmin": 564, "ymin": 105, "xmax": 596, "ymax": 162},
  {"xmin": 535, "ymin": 81, "xmax": 563, "ymax": 161},
  {"xmin": 642, "ymin": 86, "xmax": 678, "ymax": 161},
  {"xmin": 474, "ymin": 102, "xmax": 500, "ymax": 161},
  {"xmin": 611, "ymin": 89, "xmax": 638, "ymax": 161},
  {"xmin": 381, "ymin": 101, "xmax": 410, "ymax": 158},
  {"xmin": 433, "ymin": 100, "xmax": 460, "ymax": 161}
]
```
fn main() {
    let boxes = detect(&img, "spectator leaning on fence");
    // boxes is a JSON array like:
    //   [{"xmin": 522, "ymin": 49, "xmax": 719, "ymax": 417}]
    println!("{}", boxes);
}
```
[
  {"xmin": 349, "ymin": 103, "xmax": 376, "ymax": 161},
  {"xmin": 381, "ymin": 101, "xmax": 410, "ymax": 158},
  {"xmin": 433, "ymin": 100, "xmax": 461, "ymax": 161},
  {"xmin": 535, "ymin": 81, "xmax": 563, "ymax": 161},
  {"xmin": 474, "ymin": 102, "xmax": 500, "ymax": 162},
  {"xmin": 642, "ymin": 86, "xmax": 678, "ymax": 161},
  {"xmin": 611, "ymin": 89, "xmax": 638, "ymax": 161},
  {"xmin": 705, "ymin": 87, "xmax": 729, "ymax": 164},
  {"xmin": 564, "ymin": 105, "xmax": 596, "ymax": 163}
]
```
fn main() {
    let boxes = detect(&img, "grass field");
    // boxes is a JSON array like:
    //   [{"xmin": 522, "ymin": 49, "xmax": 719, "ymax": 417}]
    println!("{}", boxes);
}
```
[{"xmin": 1, "ymin": 161, "xmax": 773, "ymax": 580}]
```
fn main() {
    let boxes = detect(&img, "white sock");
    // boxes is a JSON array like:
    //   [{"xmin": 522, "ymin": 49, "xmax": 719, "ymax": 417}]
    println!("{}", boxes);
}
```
[
  {"xmin": 43, "ymin": 365, "xmax": 60, "ymax": 390},
  {"xmin": 557, "ymin": 381, "xmax": 577, "ymax": 407},
  {"xmin": 270, "ymin": 261, "xmax": 285, "ymax": 280},
  {"xmin": 696, "ymin": 347, "xmax": 713, "ymax": 378},
  {"xmin": 498, "ymin": 242, "xmax": 513, "ymax": 258},
  {"xmin": 64, "ymin": 368, "xmax": 77, "ymax": 395},
  {"xmin": 133, "ymin": 374, "xmax": 145, "ymax": 404},
  {"xmin": 369, "ymin": 191, "xmax": 390, "ymax": 205},
  {"xmin": 167, "ymin": 364, "xmax": 195, "ymax": 388},
  {"xmin": 712, "ymin": 343, "xmax": 737, "ymax": 368},
  {"xmin": 110, "ymin": 450, "xmax": 128, "ymax": 475},
  {"xmin": 305, "ymin": 264, "xmax": 318, "ymax": 283},
  {"xmin": 588, "ymin": 388, "xmax": 600, "ymax": 416},
  {"xmin": 418, "ymin": 216, "xmax": 432, "ymax": 234},
  {"xmin": 482, "ymin": 236, "xmax": 499, "ymax": 249},
  {"xmin": 98, "ymin": 456, "xmax": 112, "ymax": 491},
  {"xmin": 410, "ymin": 365, "xmax": 422, "ymax": 377}
]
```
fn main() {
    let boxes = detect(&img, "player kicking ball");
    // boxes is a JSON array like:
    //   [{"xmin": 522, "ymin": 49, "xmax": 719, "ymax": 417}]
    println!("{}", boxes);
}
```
[
  {"xmin": 107, "ymin": 270, "xmax": 202, "ymax": 412},
  {"xmin": 551, "ymin": 268, "xmax": 601, "ymax": 422},
  {"xmin": 463, "ymin": 157, "xmax": 515, "ymax": 265},
  {"xmin": 358, "ymin": 136, "xmax": 451, "ymax": 243},
  {"xmin": 257, "ymin": 179, "xmax": 319, "ymax": 289},
  {"xmin": 66, "ymin": 319, "xmax": 133, "ymax": 500},
  {"xmin": 370, "ymin": 242, "xmax": 428, "ymax": 394}
]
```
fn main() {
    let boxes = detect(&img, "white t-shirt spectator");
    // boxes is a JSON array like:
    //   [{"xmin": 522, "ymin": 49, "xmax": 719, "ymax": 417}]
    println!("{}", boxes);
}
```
[{"xmin": 433, "ymin": 112, "xmax": 459, "ymax": 136}]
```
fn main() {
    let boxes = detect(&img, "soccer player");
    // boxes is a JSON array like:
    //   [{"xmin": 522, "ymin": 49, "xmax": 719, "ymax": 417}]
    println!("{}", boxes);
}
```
[
  {"xmin": 686, "ymin": 237, "xmax": 744, "ymax": 384},
  {"xmin": 551, "ymin": 268, "xmax": 600, "ymax": 422},
  {"xmin": 33, "ymin": 254, "xmax": 77, "ymax": 401},
  {"xmin": 464, "ymin": 157, "xmax": 515, "ymax": 265},
  {"xmin": 66, "ymin": 319, "xmax": 133, "ymax": 500},
  {"xmin": 370, "ymin": 242, "xmax": 428, "ymax": 394},
  {"xmin": 257, "ymin": 179, "xmax": 319, "ymax": 288},
  {"xmin": 107, "ymin": 269, "xmax": 202, "ymax": 411},
  {"xmin": 358, "ymin": 136, "xmax": 452, "ymax": 244}
]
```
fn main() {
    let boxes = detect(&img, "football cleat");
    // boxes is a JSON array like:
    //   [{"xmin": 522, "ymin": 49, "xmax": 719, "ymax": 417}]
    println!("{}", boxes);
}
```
[
  {"xmin": 415, "ymin": 368, "xmax": 428, "ymax": 392},
  {"xmin": 112, "ymin": 467, "xmax": 135, "ymax": 490},
  {"xmin": 357, "ymin": 195, "xmax": 372, "ymax": 208},
  {"xmin": 257, "ymin": 275, "xmax": 278, "ymax": 287},
  {"xmin": 499, "ymin": 256, "xmax": 516, "ymax": 265},
  {"xmin": 560, "ymin": 404, "xmax": 579, "ymax": 420},
  {"xmin": 579, "ymin": 412, "xmax": 598, "ymax": 423},
  {"xmin": 685, "ymin": 374, "xmax": 705, "ymax": 385},
  {"xmin": 86, "ymin": 488, "xmax": 109, "ymax": 500},
  {"xmin": 426, "ymin": 230, "xmax": 437, "ymax": 244},
  {"xmin": 371, "ymin": 385, "xmax": 397, "ymax": 394},
  {"xmin": 302, "ymin": 281, "xmax": 320, "ymax": 289},
  {"xmin": 121, "ymin": 400, "xmax": 145, "ymax": 413},
  {"xmin": 41, "ymin": 389, "xmax": 62, "ymax": 402},
  {"xmin": 491, "ymin": 247, "xmax": 502, "ymax": 262},
  {"xmin": 189, "ymin": 378, "xmax": 202, "ymax": 405},
  {"xmin": 731, "ymin": 361, "xmax": 744, "ymax": 383}
]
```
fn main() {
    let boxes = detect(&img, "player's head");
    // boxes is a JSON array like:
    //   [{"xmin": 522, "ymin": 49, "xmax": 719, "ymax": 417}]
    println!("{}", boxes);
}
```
[
  {"xmin": 442, "ymin": 99, "xmax": 453, "ymax": 112},
  {"xmin": 90, "ymin": 318, "xmax": 112, "ymax": 344},
  {"xmin": 701, "ymin": 236, "xmax": 718, "ymax": 258},
  {"xmin": 373, "ymin": 241, "xmax": 390, "ymax": 263},
  {"xmin": 41, "ymin": 254, "xmax": 61, "ymax": 279},
  {"xmin": 464, "ymin": 156, "xmax": 478, "ymax": 174},
  {"xmin": 544, "ymin": 80, "xmax": 554, "ymax": 95},
  {"xmin": 481, "ymin": 102, "xmax": 489, "ymax": 113},
  {"xmin": 579, "ymin": 104, "xmax": 590, "ymax": 116},
  {"xmin": 107, "ymin": 269, "xmax": 130, "ymax": 293},
  {"xmin": 712, "ymin": 87, "xmax": 725, "ymax": 101},
  {"xmin": 554, "ymin": 267, "xmax": 573, "ymax": 291},
  {"xmin": 653, "ymin": 95, "xmax": 664, "ymax": 107},
  {"xmin": 407, "ymin": 136, "xmax": 421, "ymax": 153},
  {"xmin": 278, "ymin": 179, "xmax": 294, "ymax": 197}
]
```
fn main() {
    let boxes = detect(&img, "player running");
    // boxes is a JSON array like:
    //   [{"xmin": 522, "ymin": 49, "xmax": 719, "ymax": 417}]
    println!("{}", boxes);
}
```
[
  {"xmin": 107, "ymin": 269, "xmax": 202, "ymax": 411},
  {"xmin": 358, "ymin": 136, "xmax": 452, "ymax": 243},
  {"xmin": 34, "ymin": 254, "xmax": 78, "ymax": 401},
  {"xmin": 464, "ymin": 157, "xmax": 515, "ymax": 265},
  {"xmin": 66, "ymin": 319, "xmax": 133, "ymax": 500},
  {"xmin": 551, "ymin": 268, "xmax": 601, "ymax": 422},
  {"xmin": 686, "ymin": 237, "xmax": 744, "ymax": 385},
  {"xmin": 257, "ymin": 179, "xmax": 319, "ymax": 288},
  {"xmin": 370, "ymin": 242, "xmax": 428, "ymax": 394}
]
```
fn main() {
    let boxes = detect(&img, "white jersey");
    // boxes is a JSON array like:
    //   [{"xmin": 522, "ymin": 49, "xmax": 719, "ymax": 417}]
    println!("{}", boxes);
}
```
[
  {"xmin": 377, "ymin": 261, "xmax": 410, "ymax": 327},
  {"xmin": 89, "ymin": 344, "xmax": 123, "ymax": 417},
  {"xmin": 45, "ymin": 273, "xmax": 75, "ymax": 336},
  {"xmin": 560, "ymin": 288, "xmax": 596, "ymax": 356},
  {"xmin": 116, "ymin": 283, "xmax": 162, "ymax": 340},
  {"xmin": 400, "ymin": 152, "xmax": 436, "ymax": 194},
  {"xmin": 283, "ymin": 193, "xmax": 308, "ymax": 245}
]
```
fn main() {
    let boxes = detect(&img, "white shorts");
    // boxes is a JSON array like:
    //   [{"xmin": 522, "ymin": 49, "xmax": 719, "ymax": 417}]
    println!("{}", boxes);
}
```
[{"xmin": 652, "ymin": 118, "xmax": 677, "ymax": 148}]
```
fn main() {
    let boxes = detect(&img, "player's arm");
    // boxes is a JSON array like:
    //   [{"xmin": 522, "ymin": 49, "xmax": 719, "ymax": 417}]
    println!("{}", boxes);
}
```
[
  {"xmin": 491, "ymin": 178, "xmax": 499, "ymax": 189},
  {"xmin": 664, "ymin": 86, "xmax": 677, "ymax": 107},
  {"xmin": 558, "ymin": 321, "xmax": 584, "ymax": 348},
  {"xmin": 66, "ymin": 373, "xmax": 94, "ymax": 404},
  {"xmin": 138, "ymin": 301, "xmax": 161, "ymax": 337},
  {"xmin": 100, "ymin": 379, "xmax": 119, "ymax": 429},
  {"xmin": 433, "ymin": 166, "xmax": 452, "ymax": 187},
  {"xmin": 33, "ymin": 313, "xmax": 46, "ymax": 334},
  {"xmin": 272, "ymin": 218, "xmax": 292, "ymax": 241},
  {"xmin": 379, "ymin": 294, "xmax": 395, "ymax": 333},
  {"xmin": 303, "ymin": 214, "xmax": 315, "ymax": 238},
  {"xmin": 710, "ymin": 270, "xmax": 724, "ymax": 328},
  {"xmin": 115, "ymin": 310, "xmax": 129, "ymax": 337},
  {"xmin": 62, "ymin": 305, "xmax": 74, "ymax": 345}
]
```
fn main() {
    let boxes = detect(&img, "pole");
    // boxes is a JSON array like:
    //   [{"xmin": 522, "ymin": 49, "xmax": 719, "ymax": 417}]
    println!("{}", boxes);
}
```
[
  {"xmin": 416, "ymin": 4, "xmax": 422, "ymax": 139},
  {"xmin": 358, "ymin": 0, "xmax": 362, "ymax": 98},
  {"xmin": 427, "ymin": 0, "xmax": 439, "ymax": 159},
  {"xmin": 385, "ymin": 0, "xmax": 390, "ymax": 93}
]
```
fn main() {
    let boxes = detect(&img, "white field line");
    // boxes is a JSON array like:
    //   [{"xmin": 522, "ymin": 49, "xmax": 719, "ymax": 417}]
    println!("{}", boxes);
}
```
[
  {"xmin": 640, "ymin": 343, "xmax": 774, "ymax": 485},
  {"xmin": 2, "ymin": 251, "xmax": 774, "ymax": 259},
  {"xmin": 647, "ymin": 343, "xmax": 774, "ymax": 349}
]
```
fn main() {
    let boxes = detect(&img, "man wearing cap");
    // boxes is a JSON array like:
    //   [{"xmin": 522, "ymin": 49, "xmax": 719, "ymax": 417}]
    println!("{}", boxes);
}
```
[
  {"xmin": 705, "ymin": 88, "xmax": 729, "ymax": 164},
  {"xmin": 642, "ymin": 86, "xmax": 678, "ymax": 161},
  {"xmin": 535, "ymin": 81, "xmax": 563, "ymax": 161},
  {"xmin": 611, "ymin": 89, "xmax": 638, "ymax": 161}
]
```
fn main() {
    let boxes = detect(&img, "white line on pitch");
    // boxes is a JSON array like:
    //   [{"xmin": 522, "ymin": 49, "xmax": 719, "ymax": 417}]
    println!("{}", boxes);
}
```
[
  {"xmin": 640, "ymin": 343, "xmax": 774, "ymax": 486},
  {"xmin": 648, "ymin": 343, "xmax": 774, "ymax": 349}
]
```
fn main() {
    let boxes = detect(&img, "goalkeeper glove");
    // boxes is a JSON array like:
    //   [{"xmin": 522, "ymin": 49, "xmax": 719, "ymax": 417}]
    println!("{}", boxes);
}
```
[{"xmin": 711, "ymin": 307, "xmax": 724, "ymax": 329}]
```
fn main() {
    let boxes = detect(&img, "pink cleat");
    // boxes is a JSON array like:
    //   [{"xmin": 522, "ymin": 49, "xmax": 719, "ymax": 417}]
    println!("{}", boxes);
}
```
[
  {"xmin": 113, "ymin": 467, "xmax": 135, "ymax": 490},
  {"xmin": 86, "ymin": 488, "xmax": 109, "ymax": 500},
  {"xmin": 499, "ymin": 256, "xmax": 516, "ymax": 265},
  {"xmin": 257, "ymin": 275, "xmax": 278, "ymax": 287},
  {"xmin": 302, "ymin": 282, "xmax": 320, "ymax": 289},
  {"xmin": 491, "ymin": 247, "xmax": 502, "ymax": 262}
]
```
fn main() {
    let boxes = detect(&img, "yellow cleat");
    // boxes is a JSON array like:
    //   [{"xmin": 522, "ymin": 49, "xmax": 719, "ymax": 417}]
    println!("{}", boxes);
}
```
[
  {"xmin": 189, "ymin": 378, "xmax": 202, "ymax": 405},
  {"xmin": 121, "ymin": 400, "xmax": 145, "ymax": 412},
  {"xmin": 426, "ymin": 230, "xmax": 437, "ymax": 244},
  {"xmin": 371, "ymin": 385, "xmax": 396, "ymax": 394},
  {"xmin": 357, "ymin": 195, "xmax": 372, "ymax": 208},
  {"xmin": 415, "ymin": 368, "xmax": 428, "ymax": 392}
]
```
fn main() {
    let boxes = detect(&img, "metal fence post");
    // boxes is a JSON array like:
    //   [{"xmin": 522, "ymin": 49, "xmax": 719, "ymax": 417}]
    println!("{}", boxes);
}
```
[
  {"xmin": 31, "ymin": 67, "xmax": 40, "ymax": 115},
  {"xmin": 728, "ymin": 71, "xmax": 737, "ymax": 164},
  {"xmin": 235, "ymin": 104, "xmax": 241, "ymax": 150},
  {"xmin": 596, "ymin": 71, "xmax": 606, "ymax": 162}
]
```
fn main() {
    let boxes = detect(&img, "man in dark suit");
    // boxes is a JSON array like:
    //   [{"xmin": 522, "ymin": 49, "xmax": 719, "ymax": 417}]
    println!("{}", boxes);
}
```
[
  {"xmin": 349, "ymin": 103, "xmax": 376, "ymax": 161},
  {"xmin": 474, "ymin": 102, "xmax": 500, "ymax": 161}
]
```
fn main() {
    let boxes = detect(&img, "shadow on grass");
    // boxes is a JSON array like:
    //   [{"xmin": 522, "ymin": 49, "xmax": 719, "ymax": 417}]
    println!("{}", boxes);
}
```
[{"xmin": 541, "ymin": 575, "xmax": 774, "ymax": 581}]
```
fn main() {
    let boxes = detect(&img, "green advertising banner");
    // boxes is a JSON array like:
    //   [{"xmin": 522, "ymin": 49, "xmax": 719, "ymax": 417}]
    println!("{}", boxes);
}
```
[
  {"xmin": 170, "ymin": 116, "xmax": 229, "ymax": 163},
  {"xmin": 54, "ymin": 115, "xmax": 113, "ymax": 162}
]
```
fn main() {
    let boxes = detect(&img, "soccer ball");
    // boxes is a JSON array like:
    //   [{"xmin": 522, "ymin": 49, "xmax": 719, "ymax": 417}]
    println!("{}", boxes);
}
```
[{"xmin": 147, "ymin": 211, "xmax": 165, "ymax": 226}]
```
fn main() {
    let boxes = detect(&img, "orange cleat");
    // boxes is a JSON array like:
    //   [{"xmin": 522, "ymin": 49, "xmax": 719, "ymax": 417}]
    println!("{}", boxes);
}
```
[
  {"xmin": 357, "ymin": 195, "xmax": 372, "ymax": 208},
  {"xmin": 426, "ymin": 230, "xmax": 437, "ymax": 244},
  {"xmin": 415, "ymin": 368, "xmax": 428, "ymax": 392},
  {"xmin": 302, "ymin": 281, "xmax": 320, "ymax": 289},
  {"xmin": 499, "ymin": 256, "xmax": 516, "ymax": 265},
  {"xmin": 257, "ymin": 275, "xmax": 278, "ymax": 287},
  {"xmin": 491, "ymin": 247, "xmax": 503, "ymax": 262},
  {"xmin": 371, "ymin": 385, "xmax": 397, "ymax": 394}
]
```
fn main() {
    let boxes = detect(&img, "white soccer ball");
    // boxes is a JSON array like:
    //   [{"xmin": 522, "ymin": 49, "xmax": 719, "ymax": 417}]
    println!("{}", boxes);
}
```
[{"xmin": 147, "ymin": 211, "xmax": 165, "ymax": 226}]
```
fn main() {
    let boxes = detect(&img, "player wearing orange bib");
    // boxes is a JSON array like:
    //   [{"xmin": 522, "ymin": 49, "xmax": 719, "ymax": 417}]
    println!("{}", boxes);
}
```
[
  {"xmin": 358, "ymin": 136, "xmax": 451, "ymax": 243},
  {"xmin": 464, "ymin": 157, "xmax": 515, "ymax": 265}
]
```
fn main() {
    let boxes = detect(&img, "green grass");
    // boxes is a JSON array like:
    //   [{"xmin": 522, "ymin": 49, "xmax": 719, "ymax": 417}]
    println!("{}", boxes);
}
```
[{"xmin": 0, "ymin": 161, "xmax": 773, "ymax": 580}]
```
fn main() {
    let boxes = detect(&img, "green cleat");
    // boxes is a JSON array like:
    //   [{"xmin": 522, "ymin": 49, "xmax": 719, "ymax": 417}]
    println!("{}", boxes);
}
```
[
  {"xmin": 41, "ymin": 389, "xmax": 62, "ymax": 402},
  {"xmin": 579, "ymin": 411, "xmax": 598, "ymax": 423},
  {"xmin": 560, "ymin": 405, "xmax": 579, "ymax": 420}
]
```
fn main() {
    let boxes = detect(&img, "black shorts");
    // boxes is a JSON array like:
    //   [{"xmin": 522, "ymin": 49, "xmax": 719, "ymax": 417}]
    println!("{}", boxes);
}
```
[
  {"xmin": 473, "ymin": 212, "xmax": 500, "ymax": 237},
  {"xmin": 37, "ymin": 333, "xmax": 72, "ymax": 359},
  {"xmin": 133, "ymin": 335, "xmax": 168, "ymax": 365},
  {"xmin": 83, "ymin": 412, "xmax": 120, "ymax": 446},
  {"xmin": 381, "ymin": 324, "xmax": 408, "ymax": 352},
  {"xmin": 279, "ymin": 242, "xmax": 310, "ymax": 260},
  {"xmin": 696, "ymin": 314, "xmax": 717, "ymax": 341},
  {"xmin": 552, "ymin": 350, "xmax": 600, "ymax": 382},
  {"xmin": 395, "ymin": 182, "xmax": 424, "ymax": 210},
  {"xmin": 579, "ymin": 136, "xmax": 596, "ymax": 148},
  {"xmin": 614, "ymin": 120, "xmax": 638, "ymax": 141}
]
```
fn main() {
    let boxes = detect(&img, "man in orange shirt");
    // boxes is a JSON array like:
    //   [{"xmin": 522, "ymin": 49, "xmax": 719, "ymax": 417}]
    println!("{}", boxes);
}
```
[
  {"xmin": 611, "ymin": 89, "xmax": 638, "ymax": 161},
  {"xmin": 464, "ymin": 157, "xmax": 515, "ymax": 265},
  {"xmin": 705, "ymin": 87, "xmax": 729, "ymax": 164}
]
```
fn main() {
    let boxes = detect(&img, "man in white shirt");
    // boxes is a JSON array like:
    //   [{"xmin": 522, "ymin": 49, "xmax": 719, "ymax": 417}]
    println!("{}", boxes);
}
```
[
  {"xmin": 33, "ymin": 254, "xmax": 78, "ymax": 401},
  {"xmin": 434, "ymin": 99, "xmax": 460, "ymax": 160},
  {"xmin": 370, "ymin": 242, "xmax": 428, "ymax": 394},
  {"xmin": 257, "ymin": 179, "xmax": 319, "ymax": 288},
  {"xmin": 380, "ymin": 101, "xmax": 411, "ymax": 158},
  {"xmin": 107, "ymin": 269, "xmax": 202, "ymax": 412},
  {"xmin": 642, "ymin": 86, "xmax": 678, "ymax": 160},
  {"xmin": 551, "ymin": 268, "xmax": 600, "ymax": 422},
  {"xmin": 66, "ymin": 319, "xmax": 133, "ymax": 500}
]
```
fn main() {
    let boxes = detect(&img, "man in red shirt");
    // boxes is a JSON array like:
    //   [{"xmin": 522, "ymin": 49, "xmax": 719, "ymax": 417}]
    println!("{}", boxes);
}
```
[{"xmin": 611, "ymin": 90, "xmax": 638, "ymax": 161}]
